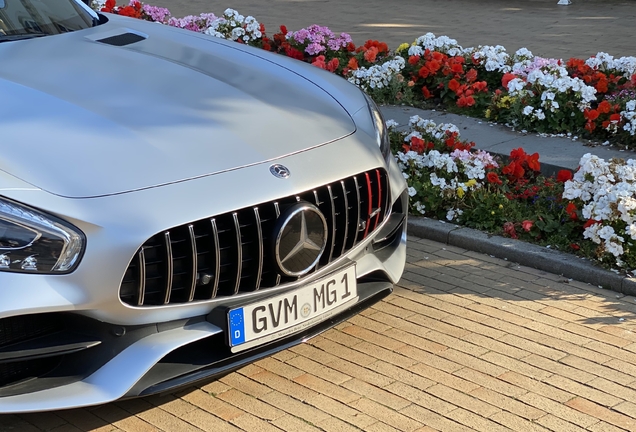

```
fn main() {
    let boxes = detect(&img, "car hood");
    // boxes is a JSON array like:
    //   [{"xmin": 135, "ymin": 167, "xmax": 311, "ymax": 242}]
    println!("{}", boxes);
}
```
[{"xmin": 0, "ymin": 21, "xmax": 356, "ymax": 198}]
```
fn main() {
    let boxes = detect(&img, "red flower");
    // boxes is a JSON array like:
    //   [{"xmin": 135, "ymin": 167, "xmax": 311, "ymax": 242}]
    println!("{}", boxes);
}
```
[
  {"xmin": 279, "ymin": 25, "xmax": 288, "ymax": 35},
  {"xmin": 101, "ymin": 0, "xmax": 116, "ymax": 12},
  {"xmin": 502, "ymin": 73, "xmax": 516, "ymax": 89},
  {"xmin": 503, "ymin": 222, "xmax": 518, "ymax": 239},
  {"xmin": 557, "ymin": 169, "xmax": 573, "ymax": 183},
  {"xmin": 408, "ymin": 55, "xmax": 421, "ymax": 65},
  {"xmin": 610, "ymin": 113, "xmax": 621, "ymax": 123},
  {"xmin": 418, "ymin": 66, "xmax": 430, "ymax": 79},
  {"xmin": 364, "ymin": 47, "xmax": 379, "ymax": 63},
  {"xmin": 451, "ymin": 63, "xmax": 463, "ymax": 74},
  {"xmin": 284, "ymin": 47, "xmax": 304, "ymax": 60},
  {"xmin": 421, "ymin": 86, "xmax": 432, "ymax": 99},
  {"xmin": 410, "ymin": 136, "xmax": 426, "ymax": 153},
  {"xmin": 526, "ymin": 153, "xmax": 540, "ymax": 172},
  {"xmin": 522, "ymin": 220, "xmax": 534, "ymax": 232},
  {"xmin": 502, "ymin": 161, "xmax": 525, "ymax": 179},
  {"xmin": 583, "ymin": 219, "xmax": 601, "ymax": 229},
  {"xmin": 465, "ymin": 68, "xmax": 477, "ymax": 83},
  {"xmin": 311, "ymin": 55, "xmax": 327, "ymax": 69},
  {"xmin": 486, "ymin": 172, "xmax": 503, "ymax": 185},
  {"xmin": 565, "ymin": 202, "xmax": 578, "ymax": 220},
  {"xmin": 598, "ymin": 100, "xmax": 611, "ymax": 114},
  {"xmin": 584, "ymin": 109, "xmax": 599, "ymax": 121},
  {"xmin": 117, "ymin": 5, "xmax": 142, "ymax": 18},
  {"xmin": 427, "ymin": 60, "xmax": 441, "ymax": 73},
  {"xmin": 326, "ymin": 58, "xmax": 340, "ymax": 73},
  {"xmin": 510, "ymin": 148, "xmax": 527, "ymax": 160},
  {"xmin": 472, "ymin": 81, "xmax": 488, "ymax": 93},
  {"xmin": 570, "ymin": 243, "xmax": 581, "ymax": 251},
  {"xmin": 457, "ymin": 95, "xmax": 475, "ymax": 108},
  {"xmin": 448, "ymin": 79, "xmax": 461, "ymax": 93},
  {"xmin": 347, "ymin": 57, "xmax": 359, "ymax": 71}
]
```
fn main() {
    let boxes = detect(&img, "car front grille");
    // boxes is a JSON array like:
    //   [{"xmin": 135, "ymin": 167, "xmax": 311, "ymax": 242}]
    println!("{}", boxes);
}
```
[{"xmin": 120, "ymin": 168, "xmax": 389, "ymax": 306}]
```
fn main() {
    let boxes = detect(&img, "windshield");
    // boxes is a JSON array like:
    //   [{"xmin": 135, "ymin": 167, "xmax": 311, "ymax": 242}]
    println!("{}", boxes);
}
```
[{"xmin": 0, "ymin": 0, "xmax": 99, "ymax": 36}]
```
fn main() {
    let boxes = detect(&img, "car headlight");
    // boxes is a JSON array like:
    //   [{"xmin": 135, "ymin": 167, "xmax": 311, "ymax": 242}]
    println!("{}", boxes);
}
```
[
  {"xmin": 364, "ymin": 93, "xmax": 392, "ymax": 163},
  {"xmin": 0, "ymin": 197, "xmax": 85, "ymax": 273}
]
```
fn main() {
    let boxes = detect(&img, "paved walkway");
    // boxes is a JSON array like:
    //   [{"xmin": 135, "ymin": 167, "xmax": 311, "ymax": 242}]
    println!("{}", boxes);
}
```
[
  {"xmin": 5, "ymin": 236, "xmax": 636, "ymax": 432},
  {"xmin": 151, "ymin": 0, "xmax": 636, "ymax": 59}
]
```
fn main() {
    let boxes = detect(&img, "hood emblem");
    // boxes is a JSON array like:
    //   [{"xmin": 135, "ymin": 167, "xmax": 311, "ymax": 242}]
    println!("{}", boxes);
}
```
[
  {"xmin": 273, "ymin": 202, "xmax": 328, "ymax": 276},
  {"xmin": 270, "ymin": 164, "xmax": 291, "ymax": 179}
]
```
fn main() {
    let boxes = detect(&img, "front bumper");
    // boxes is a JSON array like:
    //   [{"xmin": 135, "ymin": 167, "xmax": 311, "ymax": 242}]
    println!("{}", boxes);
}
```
[{"xmin": 0, "ymin": 134, "xmax": 408, "ymax": 413}]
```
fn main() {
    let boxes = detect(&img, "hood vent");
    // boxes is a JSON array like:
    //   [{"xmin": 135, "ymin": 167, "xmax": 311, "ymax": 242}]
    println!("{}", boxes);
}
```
[{"xmin": 96, "ymin": 33, "xmax": 146, "ymax": 46}]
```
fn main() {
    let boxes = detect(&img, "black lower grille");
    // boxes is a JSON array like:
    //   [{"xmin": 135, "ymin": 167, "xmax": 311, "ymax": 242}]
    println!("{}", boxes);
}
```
[
  {"xmin": 0, "ymin": 314, "xmax": 64, "ymax": 388},
  {"xmin": 120, "ymin": 168, "xmax": 390, "ymax": 306}
]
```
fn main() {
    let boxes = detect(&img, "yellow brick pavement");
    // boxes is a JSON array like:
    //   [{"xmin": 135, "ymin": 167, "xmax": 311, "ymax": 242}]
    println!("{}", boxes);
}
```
[{"xmin": 4, "ymin": 236, "xmax": 636, "ymax": 431}]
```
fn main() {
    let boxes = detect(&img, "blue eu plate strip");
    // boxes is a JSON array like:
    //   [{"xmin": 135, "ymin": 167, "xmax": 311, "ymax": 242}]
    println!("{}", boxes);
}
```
[{"xmin": 229, "ymin": 308, "xmax": 246, "ymax": 346}]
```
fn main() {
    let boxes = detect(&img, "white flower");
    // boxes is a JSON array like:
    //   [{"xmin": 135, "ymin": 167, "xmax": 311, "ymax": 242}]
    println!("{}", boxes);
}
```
[
  {"xmin": 348, "ymin": 57, "xmax": 405, "ymax": 91},
  {"xmin": 408, "ymin": 186, "xmax": 417, "ymax": 197},
  {"xmin": 507, "ymin": 78, "xmax": 526, "ymax": 94},
  {"xmin": 413, "ymin": 201, "xmax": 426, "ymax": 214},
  {"xmin": 522, "ymin": 106, "xmax": 534, "ymax": 116},
  {"xmin": 446, "ymin": 208, "xmax": 463, "ymax": 221},
  {"xmin": 386, "ymin": 119, "xmax": 399, "ymax": 129}
]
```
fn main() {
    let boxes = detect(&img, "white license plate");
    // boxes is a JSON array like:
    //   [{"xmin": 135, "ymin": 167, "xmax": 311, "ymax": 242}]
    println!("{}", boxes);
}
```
[{"xmin": 227, "ymin": 265, "xmax": 357, "ymax": 353}]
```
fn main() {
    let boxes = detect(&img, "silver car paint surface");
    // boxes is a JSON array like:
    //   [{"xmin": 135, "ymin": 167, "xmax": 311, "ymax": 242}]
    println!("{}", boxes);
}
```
[{"xmin": 0, "ymin": 11, "xmax": 407, "ymax": 412}]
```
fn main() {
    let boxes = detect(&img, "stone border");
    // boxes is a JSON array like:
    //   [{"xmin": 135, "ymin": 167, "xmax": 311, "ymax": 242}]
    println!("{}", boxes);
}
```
[{"xmin": 408, "ymin": 217, "xmax": 636, "ymax": 296}]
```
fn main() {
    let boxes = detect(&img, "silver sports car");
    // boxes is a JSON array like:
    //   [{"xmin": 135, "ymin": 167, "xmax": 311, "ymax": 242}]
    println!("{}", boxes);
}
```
[{"xmin": 0, "ymin": 0, "xmax": 407, "ymax": 412}]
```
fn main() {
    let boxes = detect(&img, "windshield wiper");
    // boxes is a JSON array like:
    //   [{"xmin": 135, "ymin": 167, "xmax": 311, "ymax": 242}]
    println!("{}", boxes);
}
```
[{"xmin": 0, "ymin": 33, "xmax": 48, "ymax": 43}]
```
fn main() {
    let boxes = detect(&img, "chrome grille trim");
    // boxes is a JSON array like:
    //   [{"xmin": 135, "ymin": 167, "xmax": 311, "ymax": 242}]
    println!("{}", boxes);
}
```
[
  {"xmin": 187, "ymin": 224, "xmax": 198, "ymax": 302},
  {"xmin": 326, "ymin": 185, "xmax": 336, "ymax": 263},
  {"xmin": 231, "ymin": 212, "xmax": 242, "ymax": 296},
  {"xmin": 120, "ymin": 168, "xmax": 389, "ymax": 306},
  {"xmin": 352, "ymin": 176, "xmax": 361, "ymax": 247},
  {"xmin": 162, "ymin": 232, "xmax": 173, "ymax": 305},
  {"xmin": 254, "ymin": 207, "xmax": 264, "ymax": 291},
  {"xmin": 339, "ymin": 180, "xmax": 349, "ymax": 257},
  {"xmin": 210, "ymin": 219, "xmax": 221, "ymax": 298},
  {"xmin": 136, "ymin": 248, "xmax": 146, "ymax": 306}
]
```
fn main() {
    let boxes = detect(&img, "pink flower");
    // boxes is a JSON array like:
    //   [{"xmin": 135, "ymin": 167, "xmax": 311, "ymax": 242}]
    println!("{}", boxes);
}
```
[{"xmin": 521, "ymin": 220, "xmax": 534, "ymax": 232}]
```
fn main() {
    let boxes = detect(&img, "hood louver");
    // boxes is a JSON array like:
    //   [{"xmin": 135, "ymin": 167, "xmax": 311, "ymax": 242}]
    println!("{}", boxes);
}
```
[{"xmin": 96, "ymin": 33, "xmax": 146, "ymax": 46}]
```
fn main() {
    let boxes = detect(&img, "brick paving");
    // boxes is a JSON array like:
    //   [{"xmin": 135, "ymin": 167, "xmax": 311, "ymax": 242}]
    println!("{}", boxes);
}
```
[
  {"xmin": 150, "ymin": 0, "xmax": 636, "ymax": 60},
  {"xmin": 4, "ymin": 235, "xmax": 636, "ymax": 431}
]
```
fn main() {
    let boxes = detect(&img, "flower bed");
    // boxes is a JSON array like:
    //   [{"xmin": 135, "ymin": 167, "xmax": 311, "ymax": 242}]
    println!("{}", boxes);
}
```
[{"xmin": 92, "ymin": 1, "xmax": 636, "ymax": 272}]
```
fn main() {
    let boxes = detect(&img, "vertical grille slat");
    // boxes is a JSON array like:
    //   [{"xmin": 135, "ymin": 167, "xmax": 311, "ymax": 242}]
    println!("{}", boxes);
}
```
[
  {"xmin": 162, "ymin": 232, "xmax": 174, "ymax": 305},
  {"xmin": 362, "ymin": 172, "xmax": 373, "ymax": 240},
  {"xmin": 122, "ymin": 168, "xmax": 390, "ymax": 306},
  {"xmin": 186, "ymin": 225, "xmax": 198, "ymax": 302},
  {"xmin": 373, "ymin": 169, "xmax": 383, "ymax": 231},
  {"xmin": 210, "ymin": 219, "xmax": 221, "ymax": 299},
  {"xmin": 339, "ymin": 180, "xmax": 349, "ymax": 257},
  {"xmin": 136, "ymin": 248, "xmax": 146, "ymax": 306},
  {"xmin": 254, "ymin": 208, "xmax": 264, "ymax": 291},
  {"xmin": 232, "ymin": 213, "xmax": 242, "ymax": 295},
  {"xmin": 326, "ymin": 185, "xmax": 336, "ymax": 263},
  {"xmin": 352, "ymin": 176, "xmax": 362, "ymax": 247}
]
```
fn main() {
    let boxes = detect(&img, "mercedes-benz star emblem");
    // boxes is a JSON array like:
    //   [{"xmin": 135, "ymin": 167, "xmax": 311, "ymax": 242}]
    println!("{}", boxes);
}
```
[
  {"xmin": 273, "ymin": 202, "xmax": 328, "ymax": 276},
  {"xmin": 270, "ymin": 164, "xmax": 291, "ymax": 179}
]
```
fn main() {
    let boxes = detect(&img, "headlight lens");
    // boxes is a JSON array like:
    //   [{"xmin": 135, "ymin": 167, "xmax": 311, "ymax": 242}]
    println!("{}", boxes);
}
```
[
  {"xmin": 0, "ymin": 198, "xmax": 85, "ymax": 273},
  {"xmin": 364, "ymin": 93, "xmax": 392, "ymax": 162}
]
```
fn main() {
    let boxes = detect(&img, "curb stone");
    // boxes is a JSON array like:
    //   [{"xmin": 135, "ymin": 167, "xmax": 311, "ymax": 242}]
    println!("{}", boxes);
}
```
[{"xmin": 407, "ymin": 217, "xmax": 636, "ymax": 297}]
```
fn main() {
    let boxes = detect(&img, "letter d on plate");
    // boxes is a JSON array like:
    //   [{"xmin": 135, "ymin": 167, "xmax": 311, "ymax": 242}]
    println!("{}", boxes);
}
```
[{"xmin": 229, "ymin": 308, "xmax": 246, "ymax": 346}]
